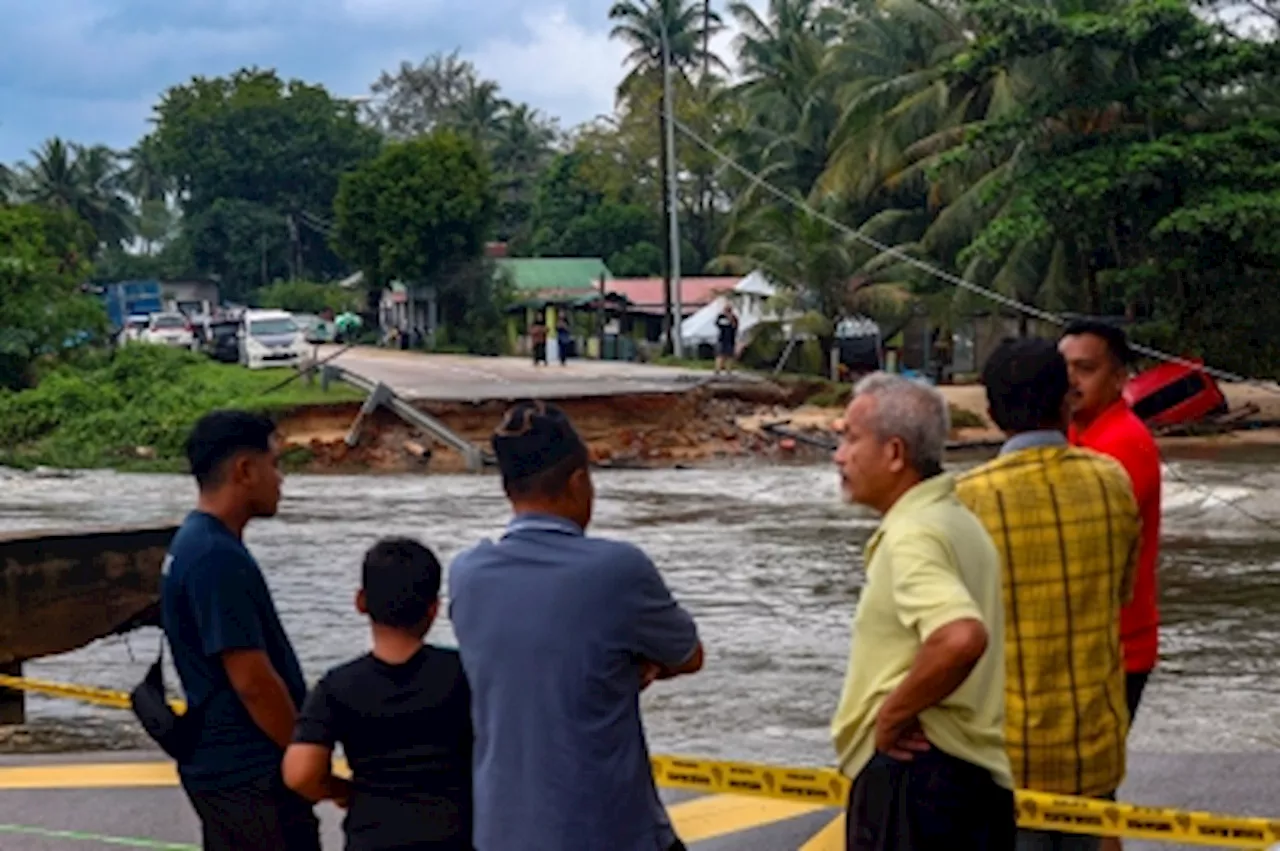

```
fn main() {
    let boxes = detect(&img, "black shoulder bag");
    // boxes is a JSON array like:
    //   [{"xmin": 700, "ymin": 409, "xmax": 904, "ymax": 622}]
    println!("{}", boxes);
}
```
[{"xmin": 130, "ymin": 638, "xmax": 202, "ymax": 763}]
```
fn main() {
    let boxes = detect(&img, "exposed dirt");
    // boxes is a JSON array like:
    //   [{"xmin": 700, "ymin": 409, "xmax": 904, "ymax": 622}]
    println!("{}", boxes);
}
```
[
  {"xmin": 273, "ymin": 389, "xmax": 841, "ymax": 474},
  {"xmin": 272, "ymin": 380, "xmax": 1280, "ymax": 474}
]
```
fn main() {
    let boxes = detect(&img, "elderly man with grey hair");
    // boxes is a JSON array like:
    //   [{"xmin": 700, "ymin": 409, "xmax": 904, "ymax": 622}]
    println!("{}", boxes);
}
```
[{"xmin": 831, "ymin": 372, "xmax": 1014, "ymax": 850}]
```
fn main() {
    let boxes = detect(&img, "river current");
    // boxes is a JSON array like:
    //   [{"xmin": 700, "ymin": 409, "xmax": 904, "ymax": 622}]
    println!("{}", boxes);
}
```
[{"xmin": 2, "ymin": 449, "xmax": 1278, "ymax": 764}]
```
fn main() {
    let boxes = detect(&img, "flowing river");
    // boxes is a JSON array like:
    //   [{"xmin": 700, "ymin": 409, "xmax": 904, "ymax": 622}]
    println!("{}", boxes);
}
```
[{"xmin": 2, "ymin": 448, "xmax": 1279, "ymax": 764}]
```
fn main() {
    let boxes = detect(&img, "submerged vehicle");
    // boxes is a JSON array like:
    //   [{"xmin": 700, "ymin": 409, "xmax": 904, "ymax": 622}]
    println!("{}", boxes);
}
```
[{"xmin": 1124, "ymin": 359, "xmax": 1228, "ymax": 429}]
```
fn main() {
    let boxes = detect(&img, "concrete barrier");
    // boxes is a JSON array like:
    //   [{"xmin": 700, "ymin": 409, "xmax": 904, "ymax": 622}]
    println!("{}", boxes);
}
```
[{"xmin": 0, "ymin": 524, "xmax": 178, "ymax": 723}]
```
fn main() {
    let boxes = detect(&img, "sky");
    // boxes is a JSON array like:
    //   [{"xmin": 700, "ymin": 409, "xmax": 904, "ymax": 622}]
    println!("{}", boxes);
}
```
[{"xmin": 0, "ymin": 0, "xmax": 757, "ymax": 165}]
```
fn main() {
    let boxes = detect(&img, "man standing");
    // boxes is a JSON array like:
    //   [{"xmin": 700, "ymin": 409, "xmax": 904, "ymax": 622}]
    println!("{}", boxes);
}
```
[
  {"xmin": 162, "ymin": 411, "xmax": 319, "ymax": 851},
  {"xmin": 714, "ymin": 303, "xmax": 738, "ymax": 374},
  {"xmin": 1059, "ymin": 321, "xmax": 1162, "ymax": 724},
  {"xmin": 832, "ymin": 373, "xmax": 1013, "ymax": 850},
  {"xmin": 449, "ymin": 401, "xmax": 704, "ymax": 851},
  {"xmin": 957, "ymin": 338, "xmax": 1140, "ymax": 851}
]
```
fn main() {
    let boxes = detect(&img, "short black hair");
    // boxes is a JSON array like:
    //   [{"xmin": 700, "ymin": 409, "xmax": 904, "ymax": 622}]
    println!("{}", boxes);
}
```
[
  {"xmin": 492, "ymin": 400, "xmax": 589, "ymax": 498},
  {"xmin": 1061, "ymin": 319, "xmax": 1134, "ymax": 366},
  {"xmin": 981, "ymin": 337, "xmax": 1070, "ymax": 433},
  {"xmin": 185, "ymin": 410, "xmax": 277, "ymax": 489},
  {"xmin": 361, "ymin": 538, "xmax": 442, "ymax": 630}
]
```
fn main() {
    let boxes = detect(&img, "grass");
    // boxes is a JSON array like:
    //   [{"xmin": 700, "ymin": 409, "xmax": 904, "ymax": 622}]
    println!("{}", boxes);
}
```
[{"xmin": 0, "ymin": 345, "xmax": 362, "ymax": 471}]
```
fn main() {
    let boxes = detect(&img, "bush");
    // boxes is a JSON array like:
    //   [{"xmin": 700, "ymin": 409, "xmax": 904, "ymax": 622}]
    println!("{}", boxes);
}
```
[{"xmin": 0, "ymin": 345, "xmax": 360, "ymax": 469}]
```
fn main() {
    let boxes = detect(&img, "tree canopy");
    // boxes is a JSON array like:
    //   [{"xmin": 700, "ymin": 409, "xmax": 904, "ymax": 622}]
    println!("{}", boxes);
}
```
[{"xmin": 5, "ymin": 0, "xmax": 1280, "ymax": 373}]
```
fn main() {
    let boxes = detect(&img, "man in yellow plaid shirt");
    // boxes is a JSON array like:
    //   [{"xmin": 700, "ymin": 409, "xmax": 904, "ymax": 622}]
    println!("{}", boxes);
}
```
[{"xmin": 956, "ymin": 338, "xmax": 1140, "ymax": 851}]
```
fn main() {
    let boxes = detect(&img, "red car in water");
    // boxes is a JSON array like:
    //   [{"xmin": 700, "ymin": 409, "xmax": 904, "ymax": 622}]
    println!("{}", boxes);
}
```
[{"xmin": 1123, "ymin": 359, "xmax": 1228, "ymax": 428}]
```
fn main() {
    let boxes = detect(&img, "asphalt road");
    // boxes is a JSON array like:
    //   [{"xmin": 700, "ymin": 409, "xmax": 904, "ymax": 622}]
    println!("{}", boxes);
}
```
[
  {"xmin": 313, "ymin": 346, "xmax": 734, "ymax": 402},
  {"xmin": 0, "ymin": 751, "xmax": 1275, "ymax": 850}
]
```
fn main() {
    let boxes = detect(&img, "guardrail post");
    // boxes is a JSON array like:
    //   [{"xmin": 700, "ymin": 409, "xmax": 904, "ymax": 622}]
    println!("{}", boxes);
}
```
[
  {"xmin": 0, "ymin": 663, "xmax": 24, "ymax": 725},
  {"xmin": 345, "ymin": 383, "xmax": 392, "ymax": 448}
]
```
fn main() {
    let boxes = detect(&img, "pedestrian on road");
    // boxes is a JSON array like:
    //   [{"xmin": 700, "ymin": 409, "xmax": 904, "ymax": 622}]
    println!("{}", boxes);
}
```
[
  {"xmin": 956, "ymin": 338, "xmax": 1141, "ymax": 851},
  {"xmin": 284, "ymin": 538, "xmax": 474, "ymax": 851},
  {"xmin": 831, "ymin": 373, "xmax": 1014, "ymax": 850},
  {"xmin": 449, "ymin": 400, "xmax": 704, "ymax": 851},
  {"xmin": 714, "ymin": 303, "xmax": 738, "ymax": 374},
  {"xmin": 557, "ymin": 316, "xmax": 573, "ymax": 366},
  {"xmin": 162, "ymin": 411, "xmax": 319, "ymax": 851},
  {"xmin": 530, "ymin": 316, "xmax": 548, "ymax": 367}
]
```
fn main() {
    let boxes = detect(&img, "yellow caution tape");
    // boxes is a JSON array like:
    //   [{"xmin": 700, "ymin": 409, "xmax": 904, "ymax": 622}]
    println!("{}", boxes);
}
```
[
  {"xmin": 0, "ymin": 674, "xmax": 186, "ymax": 714},
  {"xmin": 2, "ymin": 674, "xmax": 1277, "ymax": 847},
  {"xmin": 653, "ymin": 754, "xmax": 1280, "ymax": 848}
]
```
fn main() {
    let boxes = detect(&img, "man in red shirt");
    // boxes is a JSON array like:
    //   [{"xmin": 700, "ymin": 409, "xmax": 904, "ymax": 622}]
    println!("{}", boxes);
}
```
[{"xmin": 1060, "ymin": 320, "xmax": 1161, "ymax": 721}]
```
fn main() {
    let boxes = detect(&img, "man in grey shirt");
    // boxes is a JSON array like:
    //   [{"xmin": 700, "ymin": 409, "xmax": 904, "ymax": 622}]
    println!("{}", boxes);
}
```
[{"xmin": 450, "ymin": 400, "xmax": 704, "ymax": 851}]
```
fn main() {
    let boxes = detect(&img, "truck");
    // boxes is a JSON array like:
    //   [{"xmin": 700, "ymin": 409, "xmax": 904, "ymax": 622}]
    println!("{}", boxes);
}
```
[{"xmin": 98, "ymin": 280, "xmax": 164, "ymax": 331}]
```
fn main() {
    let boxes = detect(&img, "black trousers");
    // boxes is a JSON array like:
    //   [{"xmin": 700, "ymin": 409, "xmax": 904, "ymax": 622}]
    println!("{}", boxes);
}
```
[
  {"xmin": 846, "ymin": 750, "xmax": 1015, "ymax": 851},
  {"xmin": 1126, "ymin": 670, "xmax": 1150, "ymax": 722},
  {"xmin": 183, "ymin": 771, "xmax": 321, "ymax": 851}
]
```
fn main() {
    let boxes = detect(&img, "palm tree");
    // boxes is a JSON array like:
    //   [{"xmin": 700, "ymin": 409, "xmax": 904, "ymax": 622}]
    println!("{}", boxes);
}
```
[
  {"xmin": 450, "ymin": 79, "xmax": 512, "ymax": 148},
  {"xmin": 715, "ymin": 201, "xmax": 921, "ymax": 375},
  {"xmin": 492, "ymin": 105, "xmax": 559, "ymax": 241},
  {"xmin": 122, "ymin": 137, "xmax": 171, "ymax": 204},
  {"xmin": 726, "ymin": 0, "xmax": 844, "ymax": 197},
  {"xmin": 609, "ymin": 0, "xmax": 726, "ymax": 350},
  {"xmin": 18, "ymin": 138, "xmax": 135, "ymax": 252}
]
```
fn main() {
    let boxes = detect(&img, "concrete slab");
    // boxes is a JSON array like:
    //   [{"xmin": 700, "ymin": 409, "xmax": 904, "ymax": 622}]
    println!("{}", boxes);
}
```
[{"xmin": 314, "ymin": 346, "xmax": 741, "ymax": 402}]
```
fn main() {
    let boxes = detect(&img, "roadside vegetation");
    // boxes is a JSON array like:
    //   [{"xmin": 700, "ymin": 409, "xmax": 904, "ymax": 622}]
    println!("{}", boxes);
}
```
[{"xmin": 0, "ymin": 346, "xmax": 360, "ymax": 471}]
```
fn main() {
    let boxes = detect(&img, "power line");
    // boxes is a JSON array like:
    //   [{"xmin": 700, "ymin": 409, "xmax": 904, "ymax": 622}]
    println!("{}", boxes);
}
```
[{"xmin": 669, "ymin": 116, "xmax": 1280, "ymax": 393}]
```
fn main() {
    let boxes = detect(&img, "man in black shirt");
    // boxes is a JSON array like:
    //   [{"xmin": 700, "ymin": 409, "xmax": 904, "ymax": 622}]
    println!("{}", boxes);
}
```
[
  {"xmin": 715, "ymin": 303, "xmax": 738, "ymax": 375},
  {"xmin": 163, "ymin": 411, "xmax": 319, "ymax": 851},
  {"xmin": 284, "ymin": 538, "xmax": 474, "ymax": 851}
]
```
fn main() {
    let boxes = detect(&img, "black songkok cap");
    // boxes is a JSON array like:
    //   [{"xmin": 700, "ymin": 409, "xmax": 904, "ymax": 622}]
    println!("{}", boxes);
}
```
[{"xmin": 492, "ymin": 400, "xmax": 586, "ymax": 482}]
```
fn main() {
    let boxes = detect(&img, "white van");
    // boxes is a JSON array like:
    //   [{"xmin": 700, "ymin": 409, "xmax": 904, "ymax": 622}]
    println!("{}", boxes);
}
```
[{"xmin": 239, "ymin": 309, "xmax": 308, "ymax": 370}]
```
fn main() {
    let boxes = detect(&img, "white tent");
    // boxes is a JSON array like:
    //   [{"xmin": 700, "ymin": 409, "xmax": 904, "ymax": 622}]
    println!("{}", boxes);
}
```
[{"xmin": 679, "ymin": 270, "xmax": 779, "ymax": 348}]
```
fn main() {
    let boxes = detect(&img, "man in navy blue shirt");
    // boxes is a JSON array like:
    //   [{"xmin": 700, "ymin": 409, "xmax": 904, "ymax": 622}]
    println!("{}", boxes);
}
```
[
  {"xmin": 449, "ymin": 400, "xmax": 704, "ymax": 851},
  {"xmin": 162, "ymin": 410, "xmax": 319, "ymax": 851}
]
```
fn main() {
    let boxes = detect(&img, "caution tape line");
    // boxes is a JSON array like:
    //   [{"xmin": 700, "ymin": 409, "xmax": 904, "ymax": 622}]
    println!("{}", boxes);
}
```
[
  {"xmin": 653, "ymin": 755, "xmax": 1280, "ymax": 848},
  {"xmin": 0, "ymin": 675, "xmax": 185, "ymax": 714},
  {"xmin": 3, "ymin": 675, "xmax": 1277, "ymax": 848}
]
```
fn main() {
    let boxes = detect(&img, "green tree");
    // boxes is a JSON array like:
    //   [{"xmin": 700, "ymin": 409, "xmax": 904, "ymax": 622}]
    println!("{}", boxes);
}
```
[
  {"xmin": 365, "ymin": 54, "xmax": 558, "ymax": 243},
  {"xmin": 0, "ymin": 205, "xmax": 107, "ymax": 388},
  {"xmin": 147, "ymin": 68, "xmax": 381, "ymax": 294},
  {"xmin": 15, "ymin": 138, "xmax": 134, "ymax": 252},
  {"xmin": 610, "ymin": 0, "xmax": 726, "ymax": 348},
  {"xmin": 255, "ymin": 279, "xmax": 362, "ymax": 314},
  {"xmin": 333, "ymin": 131, "xmax": 501, "ymax": 349}
]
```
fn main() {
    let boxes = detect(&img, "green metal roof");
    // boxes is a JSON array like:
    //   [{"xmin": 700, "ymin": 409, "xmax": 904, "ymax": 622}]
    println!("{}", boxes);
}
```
[{"xmin": 495, "ymin": 258, "xmax": 612, "ymax": 292}]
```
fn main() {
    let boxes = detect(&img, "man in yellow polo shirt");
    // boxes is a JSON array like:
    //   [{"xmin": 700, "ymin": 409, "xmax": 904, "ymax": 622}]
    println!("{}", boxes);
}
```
[
  {"xmin": 832, "ymin": 373, "xmax": 1014, "ymax": 850},
  {"xmin": 956, "ymin": 338, "xmax": 1139, "ymax": 851}
]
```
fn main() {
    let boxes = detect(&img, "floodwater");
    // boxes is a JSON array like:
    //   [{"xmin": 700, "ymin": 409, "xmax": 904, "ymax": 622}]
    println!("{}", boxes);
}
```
[{"xmin": 2, "ymin": 448, "xmax": 1279, "ymax": 764}]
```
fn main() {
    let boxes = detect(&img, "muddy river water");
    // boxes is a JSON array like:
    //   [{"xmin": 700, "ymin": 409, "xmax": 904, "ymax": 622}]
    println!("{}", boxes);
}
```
[{"xmin": 2, "ymin": 448, "xmax": 1279, "ymax": 764}]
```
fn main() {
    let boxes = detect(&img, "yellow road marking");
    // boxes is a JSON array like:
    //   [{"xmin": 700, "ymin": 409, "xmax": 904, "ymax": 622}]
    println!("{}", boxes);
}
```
[
  {"xmin": 0, "ymin": 760, "xmax": 351, "ymax": 791},
  {"xmin": 0, "ymin": 762, "xmax": 178, "ymax": 790},
  {"xmin": 666, "ymin": 794, "xmax": 828, "ymax": 843},
  {"xmin": 798, "ymin": 813, "xmax": 845, "ymax": 850}
]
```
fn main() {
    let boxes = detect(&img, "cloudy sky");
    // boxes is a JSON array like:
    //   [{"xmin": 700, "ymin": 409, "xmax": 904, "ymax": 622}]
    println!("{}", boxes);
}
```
[{"xmin": 0, "ymin": 0, "xmax": 755, "ymax": 164}]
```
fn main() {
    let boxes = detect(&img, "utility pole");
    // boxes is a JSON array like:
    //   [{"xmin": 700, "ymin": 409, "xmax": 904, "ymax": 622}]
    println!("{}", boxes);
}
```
[{"xmin": 662, "ymin": 17, "xmax": 685, "ymax": 358}]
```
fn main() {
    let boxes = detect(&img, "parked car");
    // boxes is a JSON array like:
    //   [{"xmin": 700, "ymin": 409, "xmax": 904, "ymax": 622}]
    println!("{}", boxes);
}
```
[
  {"xmin": 117, "ymin": 314, "xmax": 151, "ymax": 345},
  {"xmin": 140, "ymin": 312, "xmax": 195, "ymax": 348},
  {"xmin": 240, "ymin": 309, "xmax": 308, "ymax": 369},
  {"xmin": 292, "ymin": 313, "xmax": 335, "ymax": 344},
  {"xmin": 203, "ymin": 319, "xmax": 242, "ymax": 364}
]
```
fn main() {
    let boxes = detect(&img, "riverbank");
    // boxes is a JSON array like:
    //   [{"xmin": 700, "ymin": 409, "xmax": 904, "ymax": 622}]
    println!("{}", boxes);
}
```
[{"xmin": 5, "ymin": 345, "xmax": 1278, "ymax": 474}]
